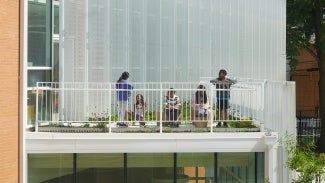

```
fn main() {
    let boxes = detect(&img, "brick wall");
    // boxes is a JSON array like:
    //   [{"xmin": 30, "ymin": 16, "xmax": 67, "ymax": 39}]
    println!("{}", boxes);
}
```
[
  {"xmin": 291, "ymin": 47, "xmax": 320, "ymax": 116},
  {"xmin": 0, "ymin": 1, "xmax": 20, "ymax": 182}
]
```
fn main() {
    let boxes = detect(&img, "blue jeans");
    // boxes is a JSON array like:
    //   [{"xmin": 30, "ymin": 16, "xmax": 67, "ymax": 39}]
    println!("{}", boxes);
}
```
[{"xmin": 165, "ymin": 109, "xmax": 180, "ymax": 126}]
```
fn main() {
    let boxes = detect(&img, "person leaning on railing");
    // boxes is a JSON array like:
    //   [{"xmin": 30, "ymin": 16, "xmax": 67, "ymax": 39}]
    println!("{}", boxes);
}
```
[
  {"xmin": 210, "ymin": 69, "xmax": 236, "ymax": 127},
  {"xmin": 116, "ymin": 71, "xmax": 133, "ymax": 127},
  {"xmin": 165, "ymin": 88, "xmax": 181, "ymax": 127}
]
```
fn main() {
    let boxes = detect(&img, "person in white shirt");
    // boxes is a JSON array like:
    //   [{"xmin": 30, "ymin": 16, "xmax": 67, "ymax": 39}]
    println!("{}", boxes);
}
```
[
  {"xmin": 164, "ymin": 88, "xmax": 181, "ymax": 127},
  {"xmin": 133, "ymin": 94, "xmax": 146, "ymax": 126}
]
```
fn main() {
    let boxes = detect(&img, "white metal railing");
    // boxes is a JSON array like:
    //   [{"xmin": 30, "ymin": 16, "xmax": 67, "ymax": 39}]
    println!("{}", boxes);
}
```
[
  {"xmin": 34, "ymin": 81, "xmax": 263, "ymax": 133},
  {"xmin": 33, "ymin": 80, "xmax": 296, "ymax": 134}
]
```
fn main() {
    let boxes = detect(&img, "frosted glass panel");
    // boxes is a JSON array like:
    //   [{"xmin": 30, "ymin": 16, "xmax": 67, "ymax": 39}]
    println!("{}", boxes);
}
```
[
  {"xmin": 62, "ymin": 0, "xmax": 87, "ymax": 82},
  {"xmin": 88, "ymin": 0, "xmax": 110, "ymax": 82},
  {"xmin": 62, "ymin": 0, "xmax": 286, "ymax": 82}
]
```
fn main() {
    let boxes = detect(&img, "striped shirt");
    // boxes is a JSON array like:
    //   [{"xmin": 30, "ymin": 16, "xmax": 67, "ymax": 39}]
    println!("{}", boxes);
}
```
[{"xmin": 165, "ymin": 95, "xmax": 181, "ymax": 108}]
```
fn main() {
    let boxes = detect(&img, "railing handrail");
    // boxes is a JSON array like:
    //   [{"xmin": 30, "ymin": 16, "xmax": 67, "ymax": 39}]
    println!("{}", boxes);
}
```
[{"xmin": 32, "ymin": 80, "xmax": 296, "ymax": 135}]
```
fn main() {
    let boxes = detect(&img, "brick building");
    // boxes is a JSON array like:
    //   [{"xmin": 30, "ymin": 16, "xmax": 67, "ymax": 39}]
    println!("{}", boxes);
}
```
[
  {"xmin": 0, "ymin": 1, "xmax": 20, "ymax": 183},
  {"xmin": 291, "ymin": 47, "xmax": 319, "ymax": 117}
]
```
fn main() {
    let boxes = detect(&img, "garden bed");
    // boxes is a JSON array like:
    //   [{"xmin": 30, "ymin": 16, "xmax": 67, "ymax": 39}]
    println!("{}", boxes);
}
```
[{"xmin": 35, "ymin": 123, "xmax": 260, "ymax": 133}]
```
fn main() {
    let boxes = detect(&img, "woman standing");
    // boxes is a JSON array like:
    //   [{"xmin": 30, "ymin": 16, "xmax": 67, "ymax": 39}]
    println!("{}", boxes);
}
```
[{"xmin": 116, "ymin": 71, "xmax": 133, "ymax": 127}]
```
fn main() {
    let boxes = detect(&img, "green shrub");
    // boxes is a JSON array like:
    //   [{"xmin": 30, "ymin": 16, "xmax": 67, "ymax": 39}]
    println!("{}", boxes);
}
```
[
  {"xmin": 228, "ymin": 121, "xmax": 255, "ymax": 128},
  {"xmin": 280, "ymin": 134, "xmax": 325, "ymax": 183}
]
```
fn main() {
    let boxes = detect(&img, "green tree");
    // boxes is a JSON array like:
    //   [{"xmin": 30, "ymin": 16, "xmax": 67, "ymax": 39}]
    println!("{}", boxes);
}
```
[{"xmin": 287, "ymin": 0, "xmax": 325, "ymax": 152}]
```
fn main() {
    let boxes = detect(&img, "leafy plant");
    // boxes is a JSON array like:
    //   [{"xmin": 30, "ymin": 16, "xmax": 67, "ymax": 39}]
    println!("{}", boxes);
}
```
[
  {"xmin": 181, "ymin": 101, "xmax": 191, "ymax": 120},
  {"xmin": 83, "ymin": 123, "xmax": 90, "ymax": 128},
  {"xmin": 88, "ymin": 109, "xmax": 110, "ymax": 122},
  {"xmin": 145, "ymin": 110, "xmax": 156, "ymax": 121},
  {"xmin": 228, "ymin": 121, "xmax": 256, "ymax": 128},
  {"xmin": 95, "ymin": 122, "xmax": 108, "ymax": 132},
  {"xmin": 280, "ymin": 133, "xmax": 325, "ymax": 183}
]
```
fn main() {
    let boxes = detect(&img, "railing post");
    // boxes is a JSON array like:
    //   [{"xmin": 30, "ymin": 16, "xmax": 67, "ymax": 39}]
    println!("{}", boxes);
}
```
[
  {"xmin": 160, "ymin": 83, "xmax": 163, "ymax": 133},
  {"xmin": 210, "ymin": 83, "xmax": 214, "ymax": 133},
  {"xmin": 109, "ymin": 83, "xmax": 112, "ymax": 134},
  {"xmin": 260, "ymin": 79, "xmax": 267, "ymax": 132},
  {"xmin": 35, "ymin": 85, "xmax": 39, "ymax": 132}
]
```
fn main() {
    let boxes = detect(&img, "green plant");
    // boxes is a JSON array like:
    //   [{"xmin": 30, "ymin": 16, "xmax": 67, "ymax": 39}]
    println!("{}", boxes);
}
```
[
  {"xmin": 88, "ymin": 109, "xmax": 110, "ymax": 122},
  {"xmin": 228, "ymin": 121, "xmax": 255, "ymax": 128},
  {"xmin": 280, "ymin": 133, "xmax": 325, "ymax": 183},
  {"xmin": 181, "ymin": 101, "xmax": 191, "ymax": 120},
  {"xmin": 95, "ymin": 122, "xmax": 108, "ymax": 132},
  {"xmin": 83, "ymin": 123, "xmax": 90, "ymax": 128},
  {"xmin": 110, "ymin": 114, "xmax": 118, "ymax": 121},
  {"xmin": 145, "ymin": 110, "xmax": 156, "ymax": 121},
  {"xmin": 48, "ymin": 122, "xmax": 59, "ymax": 127}
]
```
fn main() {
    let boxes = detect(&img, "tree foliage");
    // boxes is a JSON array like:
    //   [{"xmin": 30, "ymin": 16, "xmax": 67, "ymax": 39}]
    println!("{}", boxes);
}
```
[
  {"xmin": 287, "ymin": 0, "xmax": 315, "ymax": 72},
  {"xmin": 287, "ymin": 0, "xmax": 325, "ymax": 152}
]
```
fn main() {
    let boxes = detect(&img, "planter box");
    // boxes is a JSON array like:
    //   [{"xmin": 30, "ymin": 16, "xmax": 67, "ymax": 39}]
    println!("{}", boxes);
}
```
[
  {"xmin": 39, "ymin": 127, "xmax": 105, "ymax": 133},
  {"xmin": 192, "ymin": 121, "xmax": 208, "ymax": 128}
]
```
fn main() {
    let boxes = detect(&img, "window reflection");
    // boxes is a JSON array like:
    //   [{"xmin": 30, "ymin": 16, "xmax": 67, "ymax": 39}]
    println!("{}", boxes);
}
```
[
  {"xmin": 28, "ymin": 153, "xmax": 264, "ymax": 183},
  {"xmin": 28, "ymin": 0, "xmax": 51, "ymax": 67},
  {"xmin": 28, "ymin": 70, "xmax": 51, "ymax": 87},
  {"xmin": 127, "ymin": 153, "xmax": 174, "ymax": 183},
  {"xmin": 77, "ymin": 153, "xmax": 124, "ymax": 183},
  {"xmin": 178, "ymin": 153, "xmax": 215, "ymax": 183},
  {"xmin": 28, "ymin": 154, "xmax": 74, "ymax": 183}
]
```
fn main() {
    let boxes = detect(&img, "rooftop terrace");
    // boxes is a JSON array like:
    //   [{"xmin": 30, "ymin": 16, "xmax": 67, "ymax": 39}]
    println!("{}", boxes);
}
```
[{"xmin": 29, "ymin": 79, "xmax": 296, "ymax": 135}]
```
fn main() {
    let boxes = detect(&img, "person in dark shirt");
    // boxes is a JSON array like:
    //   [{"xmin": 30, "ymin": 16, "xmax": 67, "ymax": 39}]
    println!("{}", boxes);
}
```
[
  {"xmin": 116, "ymin": 71, "xmax": 133, "ymax": 127},
  {"xmin": 210, "ymin": 69, "xmax": 236, "ymax": 126},
  {"xmin": 191, "ymin": 85, "xmax": 210, "ymax": 117}
]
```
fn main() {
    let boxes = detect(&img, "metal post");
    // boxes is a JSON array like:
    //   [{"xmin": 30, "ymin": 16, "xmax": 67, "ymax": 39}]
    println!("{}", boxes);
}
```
[
  {"xmin": 109, "ymin": 83, "xmax": 112, "ymax": 133},
  {"xmin": 210, "ymin": 83, "xmax": 214, "ymax": 133},
  {"xmin": 35, "ymin": 85, "xmax": 39, "ymax": 132},
  {"xmin": 160, "ymin": 83, "xmax": 163, "ymax": 133}
]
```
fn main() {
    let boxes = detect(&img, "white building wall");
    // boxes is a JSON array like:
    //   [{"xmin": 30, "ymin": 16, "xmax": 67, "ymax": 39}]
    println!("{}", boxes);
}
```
[{"xmin": 61, "ymin": 0, "xmax": 286, "ymax": 83}]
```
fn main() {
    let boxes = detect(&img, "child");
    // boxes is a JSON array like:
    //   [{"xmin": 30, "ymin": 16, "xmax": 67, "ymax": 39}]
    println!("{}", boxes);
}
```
[
  {"xmin": 165, "ymin": 88, "xmax": 181, "ymax": 127},
  {"xmin": 134, "ymin": 94, "xmax": 146, "ymax": 126},
  {"xmin": 210, "ymin": 69, "xmax": 236, "ymax": 127}
]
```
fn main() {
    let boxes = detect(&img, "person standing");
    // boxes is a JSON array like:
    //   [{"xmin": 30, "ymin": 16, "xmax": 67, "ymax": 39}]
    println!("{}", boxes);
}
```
[
  {"xmin": 116, "ymin": 71, "xmax": 133, "ymax": 127},
  {"xmin": 210, "ymin": 69, "xmax": 236, "ymax": 127}
]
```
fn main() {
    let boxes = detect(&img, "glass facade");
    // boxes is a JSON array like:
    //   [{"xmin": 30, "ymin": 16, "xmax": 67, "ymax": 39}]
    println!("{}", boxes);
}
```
[
  {"xmin": 28, "ymin": 152, "xmax": 264, "ymax": 183},
  {"xmin": 77, "ymin": 153, "xmax": 124, "ymax": 183},
  {"xmin": 27, "ymin": 0, "xmax": 58, "ymax": 124},
  {"xmin": 26, "ymin": 0, "xmax": 286, "ymax": 124},
  {"xmin": 217, "ymin": 153, "xmax": 265, "ymax": 183},
  {"xmin": 62, "ymin": 0, "xmax": 286, "ymax": 83},
  {"xmin": 178, "ymin": 153, "xmax": 214, "ymax": 183},
  {"xmin": 28, "ymin": 154, "xmax": 74, "ymax": 183},
  {"xmin": 128, "ymin": 153, "xmax": 174, "ymax": 183},
  {"xmin": 28, "ymin": 0, "xmax": 51, "ymax": 68}
]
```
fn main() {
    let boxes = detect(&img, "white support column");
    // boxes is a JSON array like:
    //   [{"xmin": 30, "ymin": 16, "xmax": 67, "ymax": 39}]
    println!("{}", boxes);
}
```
[{"xmin": 264, "ymin": 132, "xmax": 278, "ymax": 183}]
